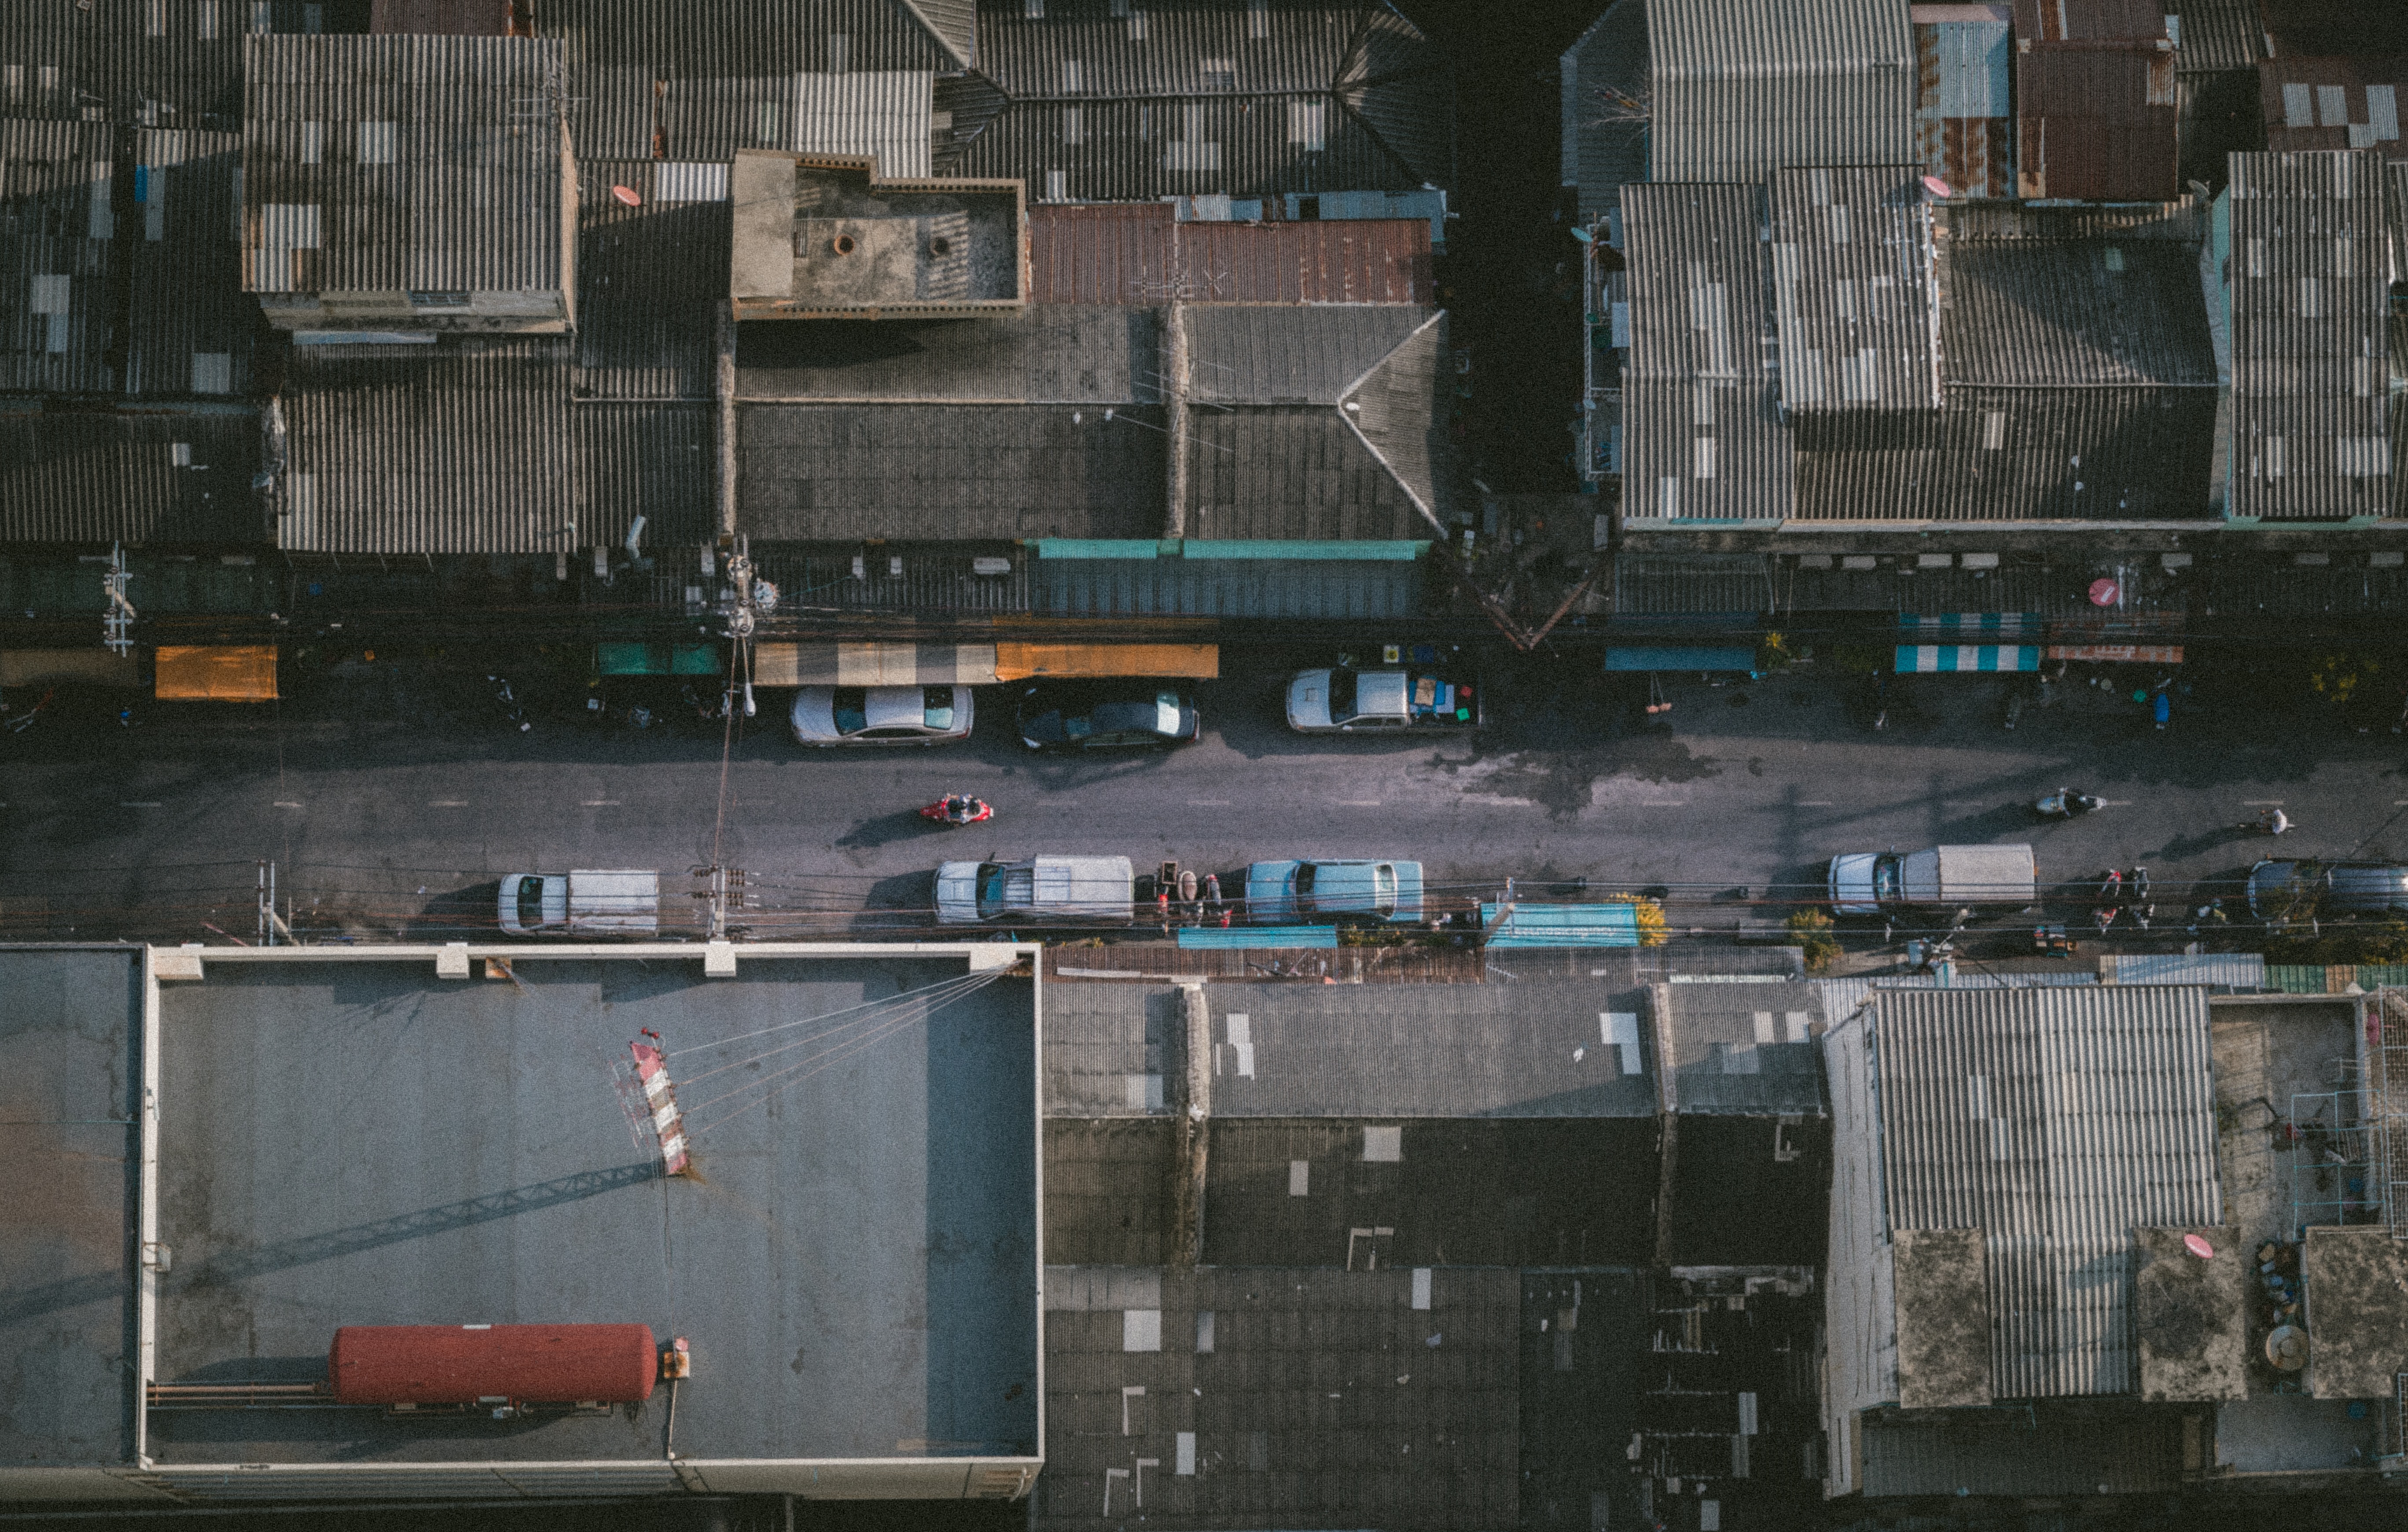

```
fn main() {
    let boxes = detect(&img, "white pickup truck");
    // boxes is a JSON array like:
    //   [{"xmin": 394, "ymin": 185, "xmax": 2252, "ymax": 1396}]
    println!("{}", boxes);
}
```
[
  {"xmin": 1827, "ymin": 845, "xmax": 2037, "ymax": 916},
  {"xmin": 498, "ymin": 870, "xmax": 661, "ymax": 935}
]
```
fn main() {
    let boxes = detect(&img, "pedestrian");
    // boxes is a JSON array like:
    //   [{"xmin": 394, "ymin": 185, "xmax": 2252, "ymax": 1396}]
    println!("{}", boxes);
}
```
[
  {"xmin": 2153, "ymin": 690, "xmax": 2169, "ymax": 731},
  {"xmin": 2261, "ymin": 807, "xmax": 2291, "ymax": 836}
]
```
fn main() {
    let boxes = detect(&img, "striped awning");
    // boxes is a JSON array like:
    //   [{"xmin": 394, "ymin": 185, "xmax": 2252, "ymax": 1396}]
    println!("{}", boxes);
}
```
[
  {"xmin": 753, "ymin": 642, "xmax": 999, "ymax": 687},
  {"xmin": 1896, "ymin": 644, "xmax": 2039, "ymax": 673}
]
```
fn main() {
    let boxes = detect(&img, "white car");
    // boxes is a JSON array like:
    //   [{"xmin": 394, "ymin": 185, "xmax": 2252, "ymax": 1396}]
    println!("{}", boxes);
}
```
[{"xmin": 790, "ymin": 684, "xmax": 974, "ymax": 746}]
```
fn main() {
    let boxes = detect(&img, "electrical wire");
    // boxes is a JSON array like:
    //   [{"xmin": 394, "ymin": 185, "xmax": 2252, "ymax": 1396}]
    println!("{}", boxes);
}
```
[
  {"xmin": 667, "ymin": 968, "xmax": 1001, "ymax": 1075},
  {"xmin": 676, "ymin": 971, "xmax": 1004, "ymax": 1128}
]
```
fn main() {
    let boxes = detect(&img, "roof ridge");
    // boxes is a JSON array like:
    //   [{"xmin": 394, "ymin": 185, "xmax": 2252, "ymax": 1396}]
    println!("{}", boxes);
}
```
[{"xmin": 1337, "ymin": 309, "xmax": 1448, "ymax": 528}]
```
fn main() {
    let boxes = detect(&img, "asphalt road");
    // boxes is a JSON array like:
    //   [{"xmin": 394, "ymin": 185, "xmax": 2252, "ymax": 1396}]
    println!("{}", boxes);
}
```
[{"xmin": 4, "ymin": 647, "xmax": 2404, "ymax": 944}]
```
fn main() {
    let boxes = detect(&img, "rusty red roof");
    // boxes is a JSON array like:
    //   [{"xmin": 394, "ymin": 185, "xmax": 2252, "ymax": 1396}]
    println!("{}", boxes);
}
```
[
  {"xmin": 2010, "ymin": 0, "xmax": 2180, "ymax": 202},
  {"xmin": 2258, "ymin": 55, "xmax": 2408, "ymax": 159},
  {"xmin": 1027, "ymin": 204, "xmax": 1434, "ymax": 306}
]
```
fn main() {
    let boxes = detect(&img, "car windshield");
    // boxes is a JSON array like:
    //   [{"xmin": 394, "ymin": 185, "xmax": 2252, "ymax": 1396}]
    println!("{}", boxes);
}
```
[
  {"xmin": 1873, "ymin": 858, "xmax": 1902, "ymax": 902},
  {"xmin": 833, "ymin": 687, "xmax": 868, "ymax": 735},
  {"xmin": 1294, "ymin": 863, "xmax": 1317, "ymax": 908},
  {"xmin": 977, "ymin": 863, "xmax": 1006, "ymax": 917},
  {"xmin": 1374, "ymin": 863, "xmax": 1397, "ymax": 912},
  {"xmin": 1327, "ymin": 670, "xmax": 1357, "ymax": 723},
  {"xmin": 1090, "ymin": 702, "xmax": 1158, "ymax": 736},
  {"xmin": 515, "ymin": 876, "xmax": 545, "ymax": 926},
  {"xmin": 923, "ymin": 686, "xmax": 955, "ymax": 729}
]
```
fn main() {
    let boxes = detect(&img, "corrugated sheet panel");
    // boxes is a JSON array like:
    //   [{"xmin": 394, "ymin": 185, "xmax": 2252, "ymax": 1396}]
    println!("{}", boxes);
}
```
[
  {"xmin": 573, "ymin": 159, "xmax": 728, "ymax": 400},
  {"xmin": 127, "ymin": 128, "xmax": 254, "ymax": 400},
  {"xmin": 974, "ymin": 1, "xmax": 1360, "ymax": 99},
  {"xmin": 1611, "ymin": 553, "xmax": 1773, "ymax": 615},
  {"xmin": 0, "ymin": 121, "xmax": 118, "ymax": 396},
  {"xmin": 1645, "ymin": 0, "xmax": 1915, "ymax": 182},
  {"xmin": 896, "ymin": 0, "xmax": 975, "ymax": 70},
  {"xmin": 1791, "ymin": 385, "xmax": 2220, "ymax": 520},
  {"xmin": 1031, "ymin": 554, "xmax": 1425, "ymax": 619},
  {"xmin": 1819, "ymin": 1012, "xmax": 1895, "ymax": 1496},
  {"xmin": 1768, "ymin": 166, "xmax": 1940, "ymax": 413},
  {"xmin": 1335, "ymin": 6, "xmax": 1452, "ymax": 187},
  {"xmin": 1184, "ymin": 301, "xmax": 1431, "ymax": 404},
  {"xmin": 1343, "ymin": 307, "xmax": 1445, "ymax": 522},
  {"xmin": 1559, "ymin": 0, "xmax": 1650, "ymax": 223},
  {"xmin": 2259, "ymin": 55, "xmax": 2408, "ymax": 158},
  {"xmin": 2010, "ymin": 0, "xmax": 2180, "ymax": 201},
  {"xmin": 540, "ymin": 0, "xmax": 962, "ymax": 160},
  {"xmin": 951, "ymin": 95, "xmax": 1419, "ymax": 202},
  {"xmin": 1858, "ymin": 1414, "xmax": 2184, "ymax": 1497},
  {"xmin": 277, "ymin": 338, "xmax": 578, "ymax": 553},
  {"xmin": 735, "ymin": 401, "xmax": 1165, "ymax": 542},
  {"xmin": 1621, "ymin": 181, "xmax": 1792, "ymax": 522},
  {"xmin": 2227, "ymin": 150, "xmax": 2392, "ymax": 521},
  {"xmin": 660, "ymin": 69, "xmax": 934, "ymax": 170},
  {"xmin": 1872, "ymin": 985, "xmax": 2221, "ymax": 1399},
  {"xmin": 574, "ymin": 400, "xmax": 713, "ymax": 549},
  {"xmin": 1027, "ymin": 203, "xmax": 1433, "ymax": 304},
  {"xmin": 2166, "ymin": 0, "xmax": 2266, "ymax": 74},
  {"xmin": 1815, "ymin": 971, "xmax": 2099, "ymax": 1021},
  {"xmin": 2199, "ymin": 553, "xmax": 2408, "ymax": 615},
  {"xmin": 241, "ymin": 34, "xmax": 568, "ymax": 294},
  {"xmin": 87, "ymin": 0, "xmax": 249, "ymax": 131},
  {"xmin": 372, "ymin": 0, "xmax": 512, "ymax": 34},
  {"xmin": 1941, "ymin": 205, "xmax": 2215, "ymax": 386},
  {"xmin": 0, "ymin": 0, "xmax": 91, "ymax": 122},
  {"xmin": 1183, "ymin": 408, "xmax": 1425, "ymax": 540},
  {"xmin": 2101, "ymin": 952, "xmax": 2266, "ymax": 987},
  {"xmin": 1913, "ymin": 10, "xmax": 2013, "ymax": 198},
  {"xmin": 0, "ymin": 400, "xmax": 263, "ymax": 544}
]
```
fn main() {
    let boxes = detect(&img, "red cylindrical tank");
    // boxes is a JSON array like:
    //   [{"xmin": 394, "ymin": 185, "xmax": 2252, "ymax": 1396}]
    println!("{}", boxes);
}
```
[{"xmin": 328, "ymin": 1325, "xmax": 658, "ymax": 1406}]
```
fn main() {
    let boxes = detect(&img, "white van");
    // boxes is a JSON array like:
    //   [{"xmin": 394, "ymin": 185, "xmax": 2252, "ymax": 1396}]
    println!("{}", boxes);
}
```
[
  {"xmin": 498, "ymin": 870, "xmax": 661, "ymax": 935},
  {"xmin": 936, "ymin": 856, "xmax": 1136, "ymax": 925}
]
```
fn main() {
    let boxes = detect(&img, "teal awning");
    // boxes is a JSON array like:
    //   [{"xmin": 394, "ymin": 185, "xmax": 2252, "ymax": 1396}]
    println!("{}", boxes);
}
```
[
  {"xmin": 1480, "ymin": 902, "xmax": 1640, "ymax": 948},
  {"xmin": 597, "ymin": 640, "xmax": 722, "ymax": 677},
  {"xmin": 1603, "ymin": 646, "xmax": 1757, "ymax": 673},
  {"xmin": 1895, "ymin": 644, "xmax": 2038, "ymax": 673}
]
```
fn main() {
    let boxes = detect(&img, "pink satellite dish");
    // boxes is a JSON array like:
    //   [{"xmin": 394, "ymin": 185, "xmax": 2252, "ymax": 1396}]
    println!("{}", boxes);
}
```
[
  {"xmin": 2184, "ymin": 1233, "xmax": 2215, "ymax": 1260},
  {"xmin": 611, "ymin": 184, "xmax": 642, "ymax": 208},
  {"xmin": 1921, "ymin": 175, "xmax": 1953, "ymax": 198},
  {"xmin": 2088, "ymin": 578, "xmax": 2121, "ymax": 606}
]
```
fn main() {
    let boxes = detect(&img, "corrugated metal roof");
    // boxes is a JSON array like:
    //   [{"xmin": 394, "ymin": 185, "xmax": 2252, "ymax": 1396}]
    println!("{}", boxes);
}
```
[
  {"xmin": 2101, "ymin": 952, "xmax": 2267, "ymax": 987},
  {"xmin": 2260, "ymin": 55, "xmax": 2408, "ymax": 158},
  {"xmin": 371, "ymin": 0, "xmax": 513, "ymax": 34},
  {"xmin": 738, "ymin": 304, "xmax": 1157, "ymax": 404},
  {"xmin": 1858, "ymin": 1414, "xmax": 2184, "ymax": 1496},
  {"xmin": 1768, "ymin": 166, "xmax": 1941, "ymax": 414},
  {"xmin": 276, "ymin": 337, "xmax": 581, "ymax": 554},
  {"xmin": 1027, "ymin": 202, "xmax": 1434, "ymax": 304},
  {"xmin": 1184, "ymin": 301, "xmax": 1430, "ymax": 403},
  {"xmin": 1030, "ymin": 551, "xmax": 1424, "ymax": 619},
  {"xmin": 240, "ymin": 33, "xmax": 569, "ymax": 295},
  {"xmin": 89, "ymin": 0, "xmax": 250, "ymax": 131},
  {"xmin": 0, "ymin": 120, "xmax": 118, "ymax": 397},
  {"xmin": 0, "ymin": 0, "xmax": 90, "ymax": 122},
  {"xmin": 1622, "ymin": 182, "xmax": 1791, "ymax": 522},
  {"xmin": 1559, "ymin": 0, "xmax": 1649, "ymax": 224},
  {"xmin": 2010, "ymin": 0, "xmax": 2180, "ymax": 202},
  {"xmin": 950, "ymin": 95, "xmax": 1422, "ymax": 204},
  {"xmin": 574, "ymin": 399, "xmax": 713, "ymax": 550},
  {"xmin": 1913, "ymin": 8, "xmax": 2014, "ymax": 200},
  {"xmin": 2227, "ymin": 150, "xmax": 2393, "ymax": 522},
  {"xmin": 127, "ymin": 128, "xmax": 255, "ymax": 400},
  {"xmin": 1335, "ymin": 5, "xmax": 1452, "ymax": 186},
  {"xmin": 1654, "ymin": 978, "xmax": 1827, "ymax": 1113},
  {"xmin": 736, "ymin": 400, "xmax": 1165, "ymax": 542},
  {"xmin": 1184, "ymin": 407, "xmax": 1430, "ymax": 539},
  {"xmin": 0, "ymin": 400, "xmax": 263, "ymax": 544},
  {"xmin": 1645, "ymin": 0, "xmax": 1915, "ymax": 183},
  {"xmin": 1870, "ymin": 985, "xmax": 2221, "ymax": 1399},
  {"xmin": 975, "ymin": 1, "xmax": 1360, "ymax": 99},
  {"xmin": 2166, "ymin": 0, "xmax": 2267, "ymax": 74},
  {"xmin": 659, "ymin": 69, "xmax": 934, "ymax": 171},
  {"xmin": 1791, "ymin": 385, "xmax": 2221, "ymax": 520},
  {"xmin": 573, "ymin": 159, "xmax": 728, "ymax": 400},
  {"xmin": 1611, "ymin": 553, "xmax": 1774, "ymax": 615},
  {"xmin": 540, "ymin": 0, "xmax": 974, "ymax": 160},
  {"xmin": 1939, "ymin": 208, "xmax": 2217, "ymax": 386}
]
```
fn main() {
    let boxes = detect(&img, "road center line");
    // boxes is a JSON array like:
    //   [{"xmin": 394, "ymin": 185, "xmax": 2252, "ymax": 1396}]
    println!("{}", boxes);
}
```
[
  {"xmin": 428, "ymin": 800, "xmax": 469, "ymax": 807},
  {"xmin": 1186, "ymin": 799, "xmax": 1233, "ymax": 807},
  {"xmin": 1335, "ymin": 799, "xmax": 1382, "ymax": 806},
  {"xmin": 1796, "ymin": 800, "xmax": 1836, "ymax": 807},
  {"xmin": 582, "ymin": 799, "xmax": 622, "ymax": 807},
  {"xmin": 273, "ymin": 801, "xmax": 304, "ymax": 808}
]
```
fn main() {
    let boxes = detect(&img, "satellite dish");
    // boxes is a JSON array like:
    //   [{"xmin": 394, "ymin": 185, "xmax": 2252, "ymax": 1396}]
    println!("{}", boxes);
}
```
[
  {"xmin": 2183, "ymin": 1233, "xmax": 2215, "ymax": 1260},
  {"xmin": 1921, "ymin": 176, "xmax": 1952, "ymax": 199},
  {"xmin": 611, "ymin": 184, "xmax": 642, "ymax": 208}
]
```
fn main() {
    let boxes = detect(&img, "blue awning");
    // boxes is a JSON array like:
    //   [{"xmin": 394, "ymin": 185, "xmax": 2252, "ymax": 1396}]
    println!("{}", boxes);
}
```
[
  {"xmin": 1176, "ymin": 925, "xmax": 1339, "ymax": 949},
  {"xmin": 1603, "ymin": 646, "xmax": 1758, "ymax": 673},
  {"xmin": 1480, "ymin": 902, "xmax": 1640, "ymax": 948},
  {"xmin": 1896, "ymin": 644, "xmax": 2039, "ymax": 673}
]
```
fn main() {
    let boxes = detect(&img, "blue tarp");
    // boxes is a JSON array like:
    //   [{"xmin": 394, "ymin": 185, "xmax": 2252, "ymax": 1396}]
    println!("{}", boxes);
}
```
[
  {"xmin": 1480, "ymin": 902, "xmax": 1641, "ymax": 948},
  {"xmin": 1603, "ymin": 646, "xmax": 1758, "ymax": 673},
  {"xmin": 1176, "ymin": 925, "xmax": 1339, "ymax": 949}
]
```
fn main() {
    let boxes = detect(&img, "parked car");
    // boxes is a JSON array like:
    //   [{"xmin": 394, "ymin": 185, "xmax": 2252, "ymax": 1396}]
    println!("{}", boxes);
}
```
[
  {"xmin": 1243, "ymin": 858, "xmax": 1425, "ymax": 923},
  {"xmin": 1285, "ymin": 667, "xmax": 1481, "ymax": 734},
  {"xmin": 1016, "ymin": 683, "xmax": 1199, "ymax": 751},
  {"xmin": 497, "ymin": 870, "xmax": 660, "ymax": 935},
  {"xmin": 936, "ymin": 856, "xmax": 1136, "ymax": 924},
  {"xmin": 2247, "ymin": 860, "xmax": 2408, "ymax": 922},
  {"xmin": 1827, "ymin": 844, "xmax": 2037, "ymax": 916},
  {"xmin": 790, "ymin": 684, "xmax": 973, "ymax": 746}
]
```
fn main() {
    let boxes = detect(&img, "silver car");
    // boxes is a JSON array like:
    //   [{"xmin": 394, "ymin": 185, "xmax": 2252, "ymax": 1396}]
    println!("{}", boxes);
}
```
[{"xmin": 790, "ymin": 684, "xmax": 974, "ymax": 746}]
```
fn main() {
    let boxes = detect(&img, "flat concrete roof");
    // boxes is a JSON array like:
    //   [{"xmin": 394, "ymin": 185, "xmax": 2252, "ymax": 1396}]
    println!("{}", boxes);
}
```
[
  {"xmin": 0, "ymin": 950, "xmax": 143, "ymax": 1470},
  {"xmin": 143, "ymin": 948, "xmax": 1039, "ymax": 1468}
]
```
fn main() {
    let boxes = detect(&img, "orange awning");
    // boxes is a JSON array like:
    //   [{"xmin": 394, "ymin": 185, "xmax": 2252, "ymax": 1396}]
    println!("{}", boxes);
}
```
[
  {"xmin": 992, "ymin": 643, "xmax": 1219, "ymax": 681},
  {"xmin": 155, "ymin": 645, "xmax": 279, "ymax": 701}
]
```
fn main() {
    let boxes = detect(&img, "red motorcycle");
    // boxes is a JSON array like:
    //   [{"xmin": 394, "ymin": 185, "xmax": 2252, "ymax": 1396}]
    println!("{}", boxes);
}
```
[{"xmin": 919, "ymin": 794, "xmax": 994, "ymax": 827}]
